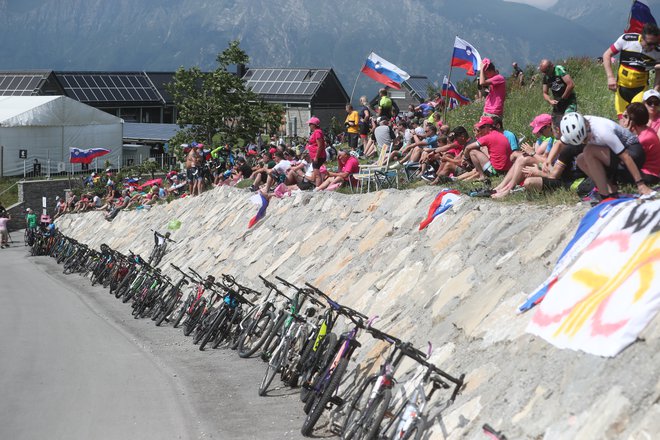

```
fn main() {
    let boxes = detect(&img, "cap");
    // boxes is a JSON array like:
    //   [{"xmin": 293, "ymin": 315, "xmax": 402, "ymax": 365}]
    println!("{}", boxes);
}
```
[
  {"xmin": 474, "ymin": 116, "xmax": 495, "ymax": 129},
  {"xmin": 482, "ymin": 58, "xmax": 492, "ymax": 69},
  {"xmin": 307, "ymin": 116, "xmax": 321, "ymax": 126},
  {"xmin": 643, "ymin": 89, "xmax": 660, "ymax": 101},
  {"xmin": 530, "ymin": 113, "xmax": 553, "ymax": 134}
]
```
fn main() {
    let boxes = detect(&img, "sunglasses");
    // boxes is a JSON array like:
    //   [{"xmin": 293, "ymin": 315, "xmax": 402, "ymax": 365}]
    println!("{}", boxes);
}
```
[
  {"xmin": 645, "ymin": 100, "xmax": 660, "ymax": 106},
  {"xmin": 622, "ymin": 114, "xmax": 630, "ymax": 119}
]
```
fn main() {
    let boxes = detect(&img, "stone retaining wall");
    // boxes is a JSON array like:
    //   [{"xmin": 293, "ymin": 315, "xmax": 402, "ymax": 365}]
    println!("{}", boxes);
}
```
[{"xmin": 57, "ymin": 186, "xmax": 660, "ymax": 439}]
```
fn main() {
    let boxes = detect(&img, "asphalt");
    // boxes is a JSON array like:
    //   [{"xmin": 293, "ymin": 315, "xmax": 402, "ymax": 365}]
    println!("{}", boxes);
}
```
[{"xmin": 0, "ymin": 239, "xmax": 323, "ymax": 440}]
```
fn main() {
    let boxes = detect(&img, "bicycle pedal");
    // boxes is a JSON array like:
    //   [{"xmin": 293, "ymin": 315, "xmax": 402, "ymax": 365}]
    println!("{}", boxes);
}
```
[{"xmin": 329, "ymin": 396, "xmax": 344, "ymax": 407}]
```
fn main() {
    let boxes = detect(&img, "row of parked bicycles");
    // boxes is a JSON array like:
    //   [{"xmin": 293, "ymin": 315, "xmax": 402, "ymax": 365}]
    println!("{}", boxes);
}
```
[{"xmin": 31, "ymin": 230, "xmax": 466, "ymax": 439}]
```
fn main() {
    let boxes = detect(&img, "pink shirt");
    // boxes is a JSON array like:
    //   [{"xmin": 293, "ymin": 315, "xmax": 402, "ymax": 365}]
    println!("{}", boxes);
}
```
[
  {"xmin": 484, "ymin": 74, "xmax": 506, "ymax": 116},
  {"xmin": 340, "ymin": 155, "xmax": 360, "ymax": 184},
  {"xmin": 649, "ymin": 115, "xmax": 660, "ymax": 134},
  {"xmin": 478, "ymin": 130, "xmax": 512, "ymax": 172},
  {"xmin": 306, "ymin": 129, "xmax": 326, "ymax": 160},
  {"xmin": 638, "ymin": 126, "xmax": 660, "ymax": 176},
  {"xmin": 0, "ymin": 217, "xmax": 8, "ymax": 230}
]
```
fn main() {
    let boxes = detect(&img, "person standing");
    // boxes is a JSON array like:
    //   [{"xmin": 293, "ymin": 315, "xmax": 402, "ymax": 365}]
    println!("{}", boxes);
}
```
[
  {"xmin": 358, "ymin": 96, "xmax": 372, "ymax": 153},
  {"xmin": 539, "ymin": 59, "xmax": 577, "ymax": 117},
  {"xmin": 377, "ymin": 88, "xmax": 393, "ymax": 120},
  {"xmin": 479, "ymin": 59, "xmax": 506, "ymax": 119},
  {"xmin": 603, "ymin": 23, "xmax": 660, "ymax": 118},
  {"xmin": 344, "ymin": 104, "xmax": 359, "ymax": 150},
  {"xmin": 0, "ymin": 212, "xmax": 10, "ymax": 248},
  {"xmin": 305, "ymin": 117, "xmax": 326, "ymax": 187}
]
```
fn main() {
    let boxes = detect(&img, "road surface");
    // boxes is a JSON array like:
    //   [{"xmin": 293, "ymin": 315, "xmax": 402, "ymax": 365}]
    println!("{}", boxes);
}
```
[{"xmin": 0, "ymin": 239, "xmax": 326, "ymax": 440}]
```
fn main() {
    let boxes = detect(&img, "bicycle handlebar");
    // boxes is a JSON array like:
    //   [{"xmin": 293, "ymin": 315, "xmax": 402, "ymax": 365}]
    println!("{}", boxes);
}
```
[{"xmin": 259, "ymin": 275, "xmax": 293, "ymax": 302}]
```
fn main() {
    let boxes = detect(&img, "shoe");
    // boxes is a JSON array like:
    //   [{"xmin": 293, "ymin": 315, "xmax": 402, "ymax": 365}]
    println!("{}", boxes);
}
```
[
  {"xmin": 248, "ymin": 185, "xmax": 256, "ymax": 192},
  {"xmin": 421, "ymin": 174, "xmax": 433, "ymax": 182},
  {"xmin": 469, "ymin": 188, "xmax": 495, "ymax": 197}
]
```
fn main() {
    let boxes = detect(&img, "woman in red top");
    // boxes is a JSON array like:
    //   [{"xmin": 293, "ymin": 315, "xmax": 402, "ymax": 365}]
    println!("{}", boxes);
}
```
[
  {"xmin": 306, "ymin": 116, "xmax": 326, "ymax": 186},
  {"xmin": 623, "ymin": 103, "xmax": 660, "ymax": 185}
]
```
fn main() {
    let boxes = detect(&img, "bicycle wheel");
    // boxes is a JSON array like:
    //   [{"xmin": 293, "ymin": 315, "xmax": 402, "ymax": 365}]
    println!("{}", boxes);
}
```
[
  {"xmin": 156, "ymin": 293, "xmax": 179, "ymax": 327},
  {"xmin": 356, "ymin": 388, "xmax": 390, "ymax": 440},
  {"xmin": 258, "ymin": 343, "xmax": 284, "ymax": 397},
  {"xmin": 238, "ymin": 310, "xmax": 276, "ymax": 358},
  {"xmin": 300, "ymin": 332, "xmax": 338, "ymax": 403},
  {"xmin": 301, "ymin": 357, "xmax": 349, "ymax": 436},
  {"xmin": 391, "ymin": 416, "xmax": 425, "ymax": 440},
  {"xmin": 172, "ymin": 298, "xmax": 191, "ymax": 328},
  {"xmin": 342, "ymin": 376, "xmax": 378, "ymax": 440}
]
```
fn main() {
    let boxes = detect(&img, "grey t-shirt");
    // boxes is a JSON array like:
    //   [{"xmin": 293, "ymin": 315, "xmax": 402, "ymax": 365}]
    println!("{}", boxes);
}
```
[{"xmin": 374, "ymin": 125, "xmax": 394, "ymax": 148}]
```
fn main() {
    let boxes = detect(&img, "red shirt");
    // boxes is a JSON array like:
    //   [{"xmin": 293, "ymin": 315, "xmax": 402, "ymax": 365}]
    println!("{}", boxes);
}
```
[
  {"xmin": 478, "ymin": 130, "xmax": 512, "ymax": 172},
  {"xmin": 639, "ymin": 126, "xmax": 660, "ymax": 176},
  {"xmin": 306, "ymin": 129, "xmax": 326, "ymax": 160}
]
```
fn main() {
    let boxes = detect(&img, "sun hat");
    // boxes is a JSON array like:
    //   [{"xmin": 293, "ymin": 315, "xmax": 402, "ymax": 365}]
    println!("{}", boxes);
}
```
[
  {"xmin": 307, "ymin": 116, "xmax": 321, "ymax": 126},
  {"xmin": 530, "ymin": 113, "xmax": 553, "ymax": 134}
]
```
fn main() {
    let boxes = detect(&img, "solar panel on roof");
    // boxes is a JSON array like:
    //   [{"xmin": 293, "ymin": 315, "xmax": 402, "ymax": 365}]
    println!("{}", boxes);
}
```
[{"xmin": 57, "ymin": 72, "xmax": 161, "ymax": 103}]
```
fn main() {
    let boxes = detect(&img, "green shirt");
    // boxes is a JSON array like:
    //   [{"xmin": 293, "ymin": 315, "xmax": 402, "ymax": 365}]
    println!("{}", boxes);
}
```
[{"xmin": 26, "ymin": 213, "xmax": 37, "ymax": 228}]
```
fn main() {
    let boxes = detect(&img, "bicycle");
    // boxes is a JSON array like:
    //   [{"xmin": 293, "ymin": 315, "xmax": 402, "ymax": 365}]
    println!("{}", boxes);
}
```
[
  {"xmin": 148, "ymin": 230, "xmax": 176, "ymax": 267},
  {"xmin": 152, "ymin": 263, "xmax": 191, "ymax": 326},
  {"xmin": 341, "ymin": 327, "xmax": 427, "ymax": 440},
  {"xmin": 300, "ymin": 283, "xmax": 371, "ymax": 437},
  {"xmin": 379, "ymin": 351, "xmax": 465, "ymax": 440}
]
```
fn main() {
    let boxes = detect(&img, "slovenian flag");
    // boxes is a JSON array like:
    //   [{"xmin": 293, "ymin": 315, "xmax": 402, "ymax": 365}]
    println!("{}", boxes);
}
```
[
  {"xmin": 625, "ymin": 0, "xmax": 656, "ymax": 33},
  {"xmin": 450, "ymin": 37, "xmax": 482, "ymax": 76},
  {"xmin": 248, "ymin": 193, "xmax": 269, "ymax": 228},
  {"xmin": 69, "ymin": 147, "xmax": 111, "ymax": 164},
  {"xmin": 360, "ymin": 52, "xmax": 410, "ymax": 90},
  {"xmin": 419, "ymin": 189, "xmax": 461, "ymax": 230},
  {"xmin": 441, "ymin": 76, "xmax": 471, "ymax": 109}
]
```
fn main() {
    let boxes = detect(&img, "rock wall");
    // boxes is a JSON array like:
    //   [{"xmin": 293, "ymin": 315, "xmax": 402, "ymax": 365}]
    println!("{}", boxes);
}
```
[{"xmin": 56, "ymin": 186, "xmax": 660, "ymax": 440}]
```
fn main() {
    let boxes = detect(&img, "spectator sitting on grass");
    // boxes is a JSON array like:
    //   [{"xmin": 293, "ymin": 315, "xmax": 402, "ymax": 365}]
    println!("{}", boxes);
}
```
[
  {"xmin": 286, "ymin": 151, "xmax": 315, "ymax": 191},
  {"xmin": 315, "ymin": 149, "xmax": 359, "ymax": 191},
  {"xmin": 249, "ymin": 152, "xmax": 275, "ymax": 192},
  {"xmin": 460, "ymin": 116, "xmax": 513, "ymax": 182},
  {"xmin": 263, "ymin": 151, "xmax": 292, "ymax": 192},
  {"xmin": 643, "ymin": 89, "xmax": 660, "ymax": 138},
  {"xmin": 429, "ymin": 126, "xmax": 471, "ymax": 184},
  {"xmin": 491, "ymin": 114, "xmax": 554, "ymax": 198},
  {"xmin": 566, "ymin": 112, "xmax": 652, "ymax": 198},
  {"xmin": 396, "ymin": 124, "xmax": 437, "ymax": 165},
  {"xmin": 621, "ymin": 103, "xmax": 660, "ymax": 186}
]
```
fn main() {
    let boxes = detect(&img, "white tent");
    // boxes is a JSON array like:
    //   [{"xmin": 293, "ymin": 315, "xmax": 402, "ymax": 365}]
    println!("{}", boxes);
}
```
[{"xmin": 0, "ymin": 96, "xmax": 123, "ymax": 176}]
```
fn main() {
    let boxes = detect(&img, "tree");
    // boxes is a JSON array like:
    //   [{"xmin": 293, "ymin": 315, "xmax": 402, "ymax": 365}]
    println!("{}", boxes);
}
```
[{"xmin": 167, "ymin": 40, "xmax": 284, "ymax": 160}]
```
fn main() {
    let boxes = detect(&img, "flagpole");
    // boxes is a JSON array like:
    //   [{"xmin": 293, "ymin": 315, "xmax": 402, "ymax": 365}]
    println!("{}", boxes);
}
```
[
  {"xmin": 349, "ymin": 69, "xmax": 362, "ymax": 104},
  {"xmin": 443, "ymin": 65, "xmax": 455, "ymax": 124}
]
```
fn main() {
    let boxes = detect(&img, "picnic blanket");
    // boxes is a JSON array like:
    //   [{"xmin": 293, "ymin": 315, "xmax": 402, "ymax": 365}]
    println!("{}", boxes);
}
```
[{"xmin": 526, "ymin": 198, "xmax": 660, "ymax": 357}]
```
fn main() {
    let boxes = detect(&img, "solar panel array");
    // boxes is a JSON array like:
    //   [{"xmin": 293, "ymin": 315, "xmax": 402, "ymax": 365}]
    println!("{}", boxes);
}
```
[
  {"xmin": 405, "ymin": 76, "xmax": 434, "ymax": 101},
  {"xmin": 244, "ymin": 68, "xmax": 327, "ymax": 97},
  {"xmin": 58, "ymin": 72, "xmax": 163, "ymax": 103},
  {"xmin": 0, "ymin": 73, "xmax": 46, "ymax": 96}
]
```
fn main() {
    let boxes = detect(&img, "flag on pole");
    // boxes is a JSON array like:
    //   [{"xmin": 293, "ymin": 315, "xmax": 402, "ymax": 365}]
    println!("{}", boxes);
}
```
[
  {"xmin": 248, "ymin": 193, "xmax": 269, "ymax": 228},
  {"xmin": 450, "ymin": 37, "xmax": 482, "ymax": 76},
  {"xmin": 441, "ymin": 76, "xmax": 471, "ymax": 109},
  {"xmin": 360, "ymin": 52, "xmax": 410, "ymax": 90},
  {"xmin": 625, "ymin": 0, "xmax": 656, "ymax": 33},
  {"xmin": 69, "ymin": 147, "xmax": 111, "ymax": 164}
]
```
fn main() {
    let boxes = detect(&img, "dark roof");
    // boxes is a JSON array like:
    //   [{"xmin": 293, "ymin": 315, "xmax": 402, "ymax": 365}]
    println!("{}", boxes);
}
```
[
  {"xmin": 55, "ymin": 71, "xmax": 165, "ymax": 105},
  {"xmin": 145, "ymin": 72, "xmax": 176, "ymax": 104},
  {"xmin": 243, "ymin": 68, "xmax": 331, "ymax": 101},
  {"xmin": 123, "ymin": 122, "xmax": 182, "ymax": 142},
  {"xmin": 0, "ymin": 71, "xmax": 53, "ymax": 96},
  {"xmin": 403, "ymin": 76, "xmax": 435, "ymax": 101}
]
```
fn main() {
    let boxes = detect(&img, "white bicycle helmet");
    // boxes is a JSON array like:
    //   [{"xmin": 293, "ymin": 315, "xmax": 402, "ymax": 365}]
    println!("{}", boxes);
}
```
[{"xmin": 560, "ymin": 112, "xmax": 588, "ymax": 145}]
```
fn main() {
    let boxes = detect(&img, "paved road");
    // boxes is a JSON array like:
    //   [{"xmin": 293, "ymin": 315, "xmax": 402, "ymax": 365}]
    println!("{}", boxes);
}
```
[{"xmin": 0, "ymin": 240, "xmax": 324, "ymax": 440}]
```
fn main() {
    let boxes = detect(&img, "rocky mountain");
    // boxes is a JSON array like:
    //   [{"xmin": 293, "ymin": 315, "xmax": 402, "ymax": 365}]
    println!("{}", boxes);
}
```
[
  {"xmin": 549, "ymin": 0, "xmax": 660, "ymax": 42},
  {"xmin": 0, "ymin": 0, "xmax": 609, "ymax": 98}
]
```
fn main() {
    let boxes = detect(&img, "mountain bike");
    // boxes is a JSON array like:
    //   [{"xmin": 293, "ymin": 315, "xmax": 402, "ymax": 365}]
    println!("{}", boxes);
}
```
[
  {"xmin": 300, "ymin": 283, "xmax": 371, "ymax": 437},
  {"xmin": 379, "ymin": 352, "xmax": 465, "ymax": 440},
  {"xmin": 341, "ymin": 327, "xmax": 427, "ymax": 440},
  {"xmin": 152, "ymin": 263, "xmax": 191, "ymax": 326}
]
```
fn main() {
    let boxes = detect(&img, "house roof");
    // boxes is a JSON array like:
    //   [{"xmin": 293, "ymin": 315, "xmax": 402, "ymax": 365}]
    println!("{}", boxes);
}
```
[{"xmin": 243, "ymin": 68, "xmax": 333, "ymax": 102}]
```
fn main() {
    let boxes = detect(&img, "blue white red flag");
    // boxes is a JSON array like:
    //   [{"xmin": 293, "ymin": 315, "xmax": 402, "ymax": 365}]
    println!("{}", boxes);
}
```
[
  {"xmin": 450, "ymin": 37, "xmax": 482, "ymax": 76},
  {"xmin": 248, "ymin": 193, "xmax": 269, "ymax": 228},
  {"xmin": 69, "ymin": 147, "xmax": 111, "ymax": 164},
  {"xmin": 419, "ymin": 189, "xmax": 461, "ymax": 230},
  {"xmin": 360, "ymin": 52, "xmax": 410, "ymax": 90},
  {"xmin": 625, "ymin": 0, "xmax": 656, "ymax": 33},
  {"xmin": 441, "ymin": 76, "xmax": 471, "ymax": 109}
]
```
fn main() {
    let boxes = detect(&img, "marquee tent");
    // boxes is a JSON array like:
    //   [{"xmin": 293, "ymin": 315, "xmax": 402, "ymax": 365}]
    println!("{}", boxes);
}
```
[{"xmin": 0, "ymin": 96, "xmax": 122, "ymax": 176}]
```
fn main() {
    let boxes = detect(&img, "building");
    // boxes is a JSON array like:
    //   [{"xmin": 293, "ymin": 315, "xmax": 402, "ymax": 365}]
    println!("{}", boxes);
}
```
[
  {"xmin": 0, "ymin": 70, "xmax": 177, "ymax": 124},
  {"xmin": 242, "ymin": 67, "xmax": 349, "ymax": 138}
]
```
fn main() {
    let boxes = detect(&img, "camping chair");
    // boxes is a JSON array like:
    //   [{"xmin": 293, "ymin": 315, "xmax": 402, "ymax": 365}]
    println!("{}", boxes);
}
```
[{"xmin": 353, "ymin": 144, "xmax": 399, "ymax": 192}]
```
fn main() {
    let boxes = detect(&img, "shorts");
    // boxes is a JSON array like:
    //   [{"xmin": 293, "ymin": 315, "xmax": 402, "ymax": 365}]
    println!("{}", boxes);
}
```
[
  {"xmin": 615, "ymin": 85, "xmax": 645, "ymax": 116},
  {"xmin": 556, "ymin": 143, "xmax": 584, "ymax": 168},
  {"xmin": 346, "ymin": 132, "xmax": 358, "ymax": 149},
  {"xmin": 186, "ymin": 167, "xmax": 197, "ymax": 181},
  {"xmin": 552, "ymin": 95, "xmax": 577, "ymax": 115},
  {"xmin": 312, "ymin": 157, "xmax": 326, "ymax": 169},
  {"xmin": 297, "ymin": 179, "xmax": 315, "ymax": 190},
  {"xmin": 610, "ymin": 143, "xmax": 645, "ymax": 183}
]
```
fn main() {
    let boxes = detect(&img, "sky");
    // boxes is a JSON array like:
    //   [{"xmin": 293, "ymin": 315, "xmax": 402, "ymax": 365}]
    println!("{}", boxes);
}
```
[{"xmin": 504, "ymin": 0, "xmax": 559, "ymax": 9}]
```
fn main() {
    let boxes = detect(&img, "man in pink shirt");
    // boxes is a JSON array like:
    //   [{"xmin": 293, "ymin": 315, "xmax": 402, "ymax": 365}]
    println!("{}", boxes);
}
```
[
  {"xmin": 480, "ymin": 58, "xmax": 506, "ymax": 118},
  {"xmin": 463, "ymin": 116, "xmax": 512, "ymax": 181},
  {"xmin": 316, "ymin": 149, "xmax": 359, "ymax": 191}
]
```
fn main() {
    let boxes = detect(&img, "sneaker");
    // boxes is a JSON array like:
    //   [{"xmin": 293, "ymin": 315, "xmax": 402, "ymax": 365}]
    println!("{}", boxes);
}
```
[
  {"xmin": 421, "ymin": 174, "xmax": 434, "ymax": 182},
  {"xmin": 248, "ymin": 185, "xmax": 257, "ymax": 192}
]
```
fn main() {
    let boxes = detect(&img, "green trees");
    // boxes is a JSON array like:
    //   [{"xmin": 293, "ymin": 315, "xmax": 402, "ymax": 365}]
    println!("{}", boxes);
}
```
[{"xmin": 167, "ymin": 41, "xmax": 283, "ymax": 160}]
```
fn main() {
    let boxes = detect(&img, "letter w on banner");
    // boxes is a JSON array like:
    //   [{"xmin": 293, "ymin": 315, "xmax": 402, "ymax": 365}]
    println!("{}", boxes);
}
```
[{"xmin": 526, "ymin": 199, "xmax": 660, "ymax": 357}]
